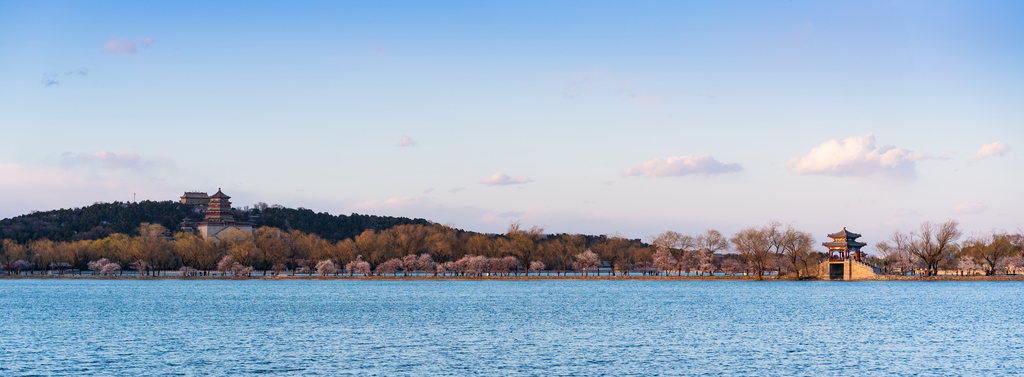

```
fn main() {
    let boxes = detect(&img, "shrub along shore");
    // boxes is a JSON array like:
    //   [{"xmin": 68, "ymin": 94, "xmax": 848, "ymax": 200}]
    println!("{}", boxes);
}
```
[{"xmin": 2, "ymin": 219, "xmax": 1023, "ymax": 280}]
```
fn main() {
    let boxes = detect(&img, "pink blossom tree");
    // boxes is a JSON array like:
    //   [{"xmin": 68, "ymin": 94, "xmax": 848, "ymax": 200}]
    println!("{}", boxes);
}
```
[
  {"xmin": 529, "ymin": 261, "xmax": 546, "ymax": 275},
  {"xmin": 316, "ymin": 259, "xmax": 339, "ymax": 276},
  {"xmin": 440, "ymin": 261, "xmax": 457, "ymax": 276},
  {"xmin": 401, "ymin": 254, "xmax": 418, "ymax": 276},
  {"xmin": 460, "ymin": 255, "xmax": 487, "ymax": 276},
  {"xmin": 574, "ymin": 249, "xmax": 600, "ymax": 276},
  {"xmin": 88, "ymin": 258, "xmax": 112, "ymax": 276},
  {"xmin": 10, "ymin": 260, "xmax": 31, "ymax": 275},
  {"xmin": 375, "ymin": 258, "xmax": 404, "ymax": 276},
  {"xmin": 500, "ymin": 256, "xmax": 520, "ymax": 276},
  {"xmin": 344, "ymin": 255, "xmax": 372, "ymax": 276},
  {"xmin": 652, "ymin": 249, "xmax": 677, "ymax": 276},
  {"xmin": 998, "ymin": 255, "xmax": 1024, "ymax": 275},
  {"xmin": 417, "ymin": 254, "xmax": 436, "ymax": 276},
  {"xmin": 231, "ymin": 263, "xmax": 254, "ymax": 277},
  {"xmin": 721, "ymin": 259, "xmax": 744, "ymax": 276},
  {"xmin": 100, "ymin": 262, "xmax": 121, "ymax": 276},
  {"xmin": 217, "ymin": 255, "xmax": 237, "ymax": 276}
]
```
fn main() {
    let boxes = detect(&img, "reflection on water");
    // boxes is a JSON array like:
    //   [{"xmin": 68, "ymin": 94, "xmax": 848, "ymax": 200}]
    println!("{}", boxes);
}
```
[{"xmin": 1, "ymin": 279, "xmax": 1022, "ymax": 376}]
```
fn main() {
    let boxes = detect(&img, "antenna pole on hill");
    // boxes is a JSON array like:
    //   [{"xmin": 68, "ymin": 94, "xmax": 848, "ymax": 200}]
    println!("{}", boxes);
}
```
[{"xmin": 134, "ymin": 193, "xmax": 136, "ymax": 203}]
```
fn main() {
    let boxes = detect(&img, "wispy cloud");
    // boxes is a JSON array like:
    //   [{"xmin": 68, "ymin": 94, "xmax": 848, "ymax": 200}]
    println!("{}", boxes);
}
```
[
  {"xmin": 479, "ymin": 173, "xmax": 533, "ymax": 186},
  {"xmin": 970, "ymin": 142, "xmax": 1010, "ymax": 163},
  {"xmin": 0, "ymin": 159, "xmax": 183, "ymax": 218},
  {"xmin": 496, "ymin": 211, "xmax": 525, "ymax": 218},
  {"xmin": 449, "ymin": 187, "xmax": 465, "ymax": 193},
  {"xmin": 353, "ymin": 196, "xmax": 428, "ymax": 210},
  {"xmin": 41, "ymin": 73, "xmax": 60, "ymax": 87},
  {"xmin": 60, "ymin": 151, "xmax": 172, "ymax": 172},
  {"xmin": 398, "ymin": 135, "xmax": 415, "ymax": 147},
  {"xmin": 40, "ymin": 68, "xmax": 89, "ymax": 87},
  {"xmin": 351, "ymin": 196, "xmax": 489, "ymax": 228},
  {"xmin": 787, "ymin": 134, "xmax": 927, "ymax": 178},
  {"xmin": 559, "ymin": 69, "xmax": 664, "ymax": 106},
  {"xmin": 422, "ymin": 188, "xmax": 434, "ymax": 194},
  {"xmin": 953, "ymin": 201, "xmax": 988, "ymax": 215},
  {"xmin": 622, "ymin": 154, "xmax": 742, "ymax": 177},
  {"xmin": 102, "ymin": 37, "xmax": 154, "ymax": 54}
]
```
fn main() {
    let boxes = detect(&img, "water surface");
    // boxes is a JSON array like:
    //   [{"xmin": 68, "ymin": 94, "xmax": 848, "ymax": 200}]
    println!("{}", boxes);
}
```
[{"xmin": 1, "ymin": 279, "xmax": 1021, "ymax": 376}]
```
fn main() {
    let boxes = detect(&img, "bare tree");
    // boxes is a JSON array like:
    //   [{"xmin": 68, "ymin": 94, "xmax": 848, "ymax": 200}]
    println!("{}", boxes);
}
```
[
  {"xmin": 425, "ymin": 225, "xmax": 457, "ymax": 275},
  {"xmin": 506, "ymin": 221, "xmax": 544, "ymax": 276},
  {"xmin": 731, "ymin": 226, "xmax": 773, "ymax": 279},
  {"xmin": 959, "ymin": 233, "xmax": 1015, "ymax": 275},
  {"xmin": 254, "ymin": 227, "xmax": 290, "ymax": 275},
  {"xmin": 552, "ymin": 234, "xmax": 585, "ymax": 275},
  {"xmin": 696, "ymin": 229, "xmax": 729, "ymax": 253},
  {"xmin": 888, "ymin": 220, "xmax": 963, "ymax": 276},
  {"xmin": 778, "ymin": 227, "xmax": 816, "ymax": 279}
]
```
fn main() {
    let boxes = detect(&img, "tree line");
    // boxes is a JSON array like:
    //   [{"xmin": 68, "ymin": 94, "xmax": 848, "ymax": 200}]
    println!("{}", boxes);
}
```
[{"xmin": 1, "ymin": 219, "xmax": 1022, "ymax": 279}]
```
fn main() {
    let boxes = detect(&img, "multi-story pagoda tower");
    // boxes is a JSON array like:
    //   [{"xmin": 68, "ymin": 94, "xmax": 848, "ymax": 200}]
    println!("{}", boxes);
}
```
[
  {"xmin": 204, "ymin": 189, "xmax": 236, "ymax": 224},
  {"xmin": 197, "ymin": 188, "xmax": 252, "ymax": 239},
  {"xmin": 824, "ymin": 227, "xmax": 866, "ymax": 262}
]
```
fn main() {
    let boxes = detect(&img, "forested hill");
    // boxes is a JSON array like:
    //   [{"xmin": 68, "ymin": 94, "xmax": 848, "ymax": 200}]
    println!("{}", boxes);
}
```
[
  {"xmin": 0, "ymin": 201, "xmax": 431, "ymax": 243},
  {"xmin": 253, "ymin": 207, "xmax": 431, "ymax": 241}
]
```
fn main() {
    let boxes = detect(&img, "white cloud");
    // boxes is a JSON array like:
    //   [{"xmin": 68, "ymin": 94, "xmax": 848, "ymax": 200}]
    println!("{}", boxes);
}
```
[
  {"xmin": 970, "ymin": 142, "xmax": 1010, "ymax": 162},
  {"xmin": 953, "ymin": 202, "xmax": 988, "ymax": 215},
  {"xmin": 102, "ymin": 38, "xmax": 154, "ymax": 54},
  {"xmin": 622, "ymin": 154, "xmax": 742, "ymax": 177},
  {"xmin": 398, "ymin": 135, "xmax": 415, "ymax": 147},
  {"xmin": 496, "ymin": 211, "xmax": 526, "ymax": 218},
  {"xmin": 786, "ymin": 134, "xmax": 927, "ymax": 177},
  {"xmin": 479, "ymin": 173, "xmax": 533, "ymax": 186}
]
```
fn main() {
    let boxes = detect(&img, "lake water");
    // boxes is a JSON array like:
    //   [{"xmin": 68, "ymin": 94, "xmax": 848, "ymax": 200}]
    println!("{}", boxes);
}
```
[{"xmin": 1, "ymin": 279, "xmax": 1022, "ymax": 376}]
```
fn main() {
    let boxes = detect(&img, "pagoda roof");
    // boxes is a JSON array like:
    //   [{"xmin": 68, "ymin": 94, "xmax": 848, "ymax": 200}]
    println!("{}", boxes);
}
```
[
  {"xmin": 823, "ymin": 240, "xmax": 867, "ymax": 248},
  {"xmin": 827, "ymin": 227, "xmax": 861, "ymax": 239},
  {"xmin": 211, "ymin": 188, "xmax": 230, "ymax": 199}
]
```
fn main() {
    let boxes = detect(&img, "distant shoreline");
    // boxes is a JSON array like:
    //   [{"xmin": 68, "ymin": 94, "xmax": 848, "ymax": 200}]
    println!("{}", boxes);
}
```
[{"xmin": 4, "ymin": 275, "xmax": 1024, "ymax": 282}]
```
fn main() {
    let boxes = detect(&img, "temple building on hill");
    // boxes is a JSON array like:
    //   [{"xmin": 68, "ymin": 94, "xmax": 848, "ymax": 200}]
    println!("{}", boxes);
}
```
[
  {"xmin": 180, "ymin": 191, "xmax": 211, "ymax": 206},
  {"xmin": 196, "ymin": 188, "xmax": 252, "ymax": 239},
  {"xmin": 822, "ymin": 227, "xmax": 878, "ymax": 280}
]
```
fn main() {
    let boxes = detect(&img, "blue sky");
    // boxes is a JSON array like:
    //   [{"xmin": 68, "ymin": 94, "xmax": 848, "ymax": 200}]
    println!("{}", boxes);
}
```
[{"xmin": 1, "ymin": 1, "xmax": 1022, "ymax": 247}]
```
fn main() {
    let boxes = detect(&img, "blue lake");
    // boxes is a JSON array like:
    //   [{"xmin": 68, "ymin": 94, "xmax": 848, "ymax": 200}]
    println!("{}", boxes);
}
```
[{"xmin": 1, "ymin": 279, "xmax": 1022, "ymax": 376}]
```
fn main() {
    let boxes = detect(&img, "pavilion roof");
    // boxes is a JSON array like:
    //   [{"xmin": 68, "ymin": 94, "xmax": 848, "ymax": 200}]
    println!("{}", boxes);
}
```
[
  {"xmin": 823, "ymin": 240, "xmax": 867, "ymax": 248},
  {"xmin": 827, "ymin": 227, "xmax": 861, "ymax": 239},
  {"xmin": 211, "ymin": 188, "xmax": 231, "ymax": 199}
]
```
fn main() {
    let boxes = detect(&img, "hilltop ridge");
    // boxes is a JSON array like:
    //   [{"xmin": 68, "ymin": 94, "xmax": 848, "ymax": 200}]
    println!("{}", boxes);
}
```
[{"xmin": 0, "ymin": 201, "xmax": 431, "ymax": 243}]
